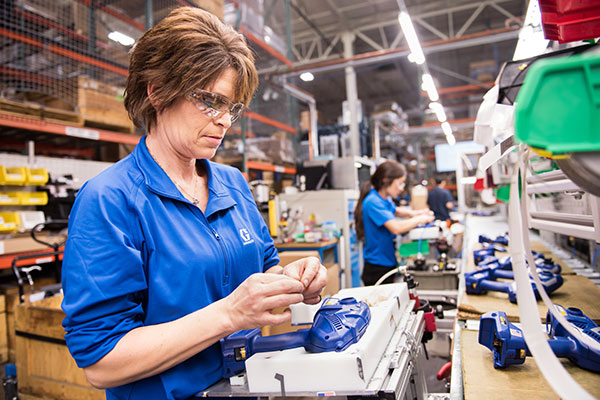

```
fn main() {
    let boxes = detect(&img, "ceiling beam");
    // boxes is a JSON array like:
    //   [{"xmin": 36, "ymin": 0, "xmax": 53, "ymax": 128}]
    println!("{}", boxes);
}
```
[{"xmin": 260, "ymin": 27, "xmax": 519, "ymax": 76}]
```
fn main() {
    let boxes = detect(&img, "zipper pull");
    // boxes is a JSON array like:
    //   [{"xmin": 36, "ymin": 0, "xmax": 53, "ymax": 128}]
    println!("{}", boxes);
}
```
[{"xmin": 212, "ymin": 229, "xmax": 220, "ymax": 240}]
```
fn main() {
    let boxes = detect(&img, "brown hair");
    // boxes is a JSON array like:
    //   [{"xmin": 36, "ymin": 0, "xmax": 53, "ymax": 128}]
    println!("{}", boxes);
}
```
[
  {"xmin": 124, "ymin": 7, "xmax": 258, "ymax": 130},
  {"xmin": 354, "ymin": 160, "xmax": 406, "ymax": 241}
]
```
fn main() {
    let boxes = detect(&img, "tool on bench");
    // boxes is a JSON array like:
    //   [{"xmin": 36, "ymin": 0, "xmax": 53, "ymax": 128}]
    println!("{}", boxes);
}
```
[
  {"xmin": 478, "ymin": 234, "xmax": 509, "ymax": 246},
  {"xmin": 464, "ymin": 265, "xmax": 563, "ymax": 303},
  {"xmin": 473, "ymin": 244, "xmax": 508, "ymax": 264},
  {"xmin": 220, "ymin": 297, "xmax": 371, "ymax": 378},
  {"xmin": 478, "ymin": 254, "xmax": 562, "ymax": 275},
  {"xmin": 478, "ymin": 306, "xmax": 600, "ymax": 372}
]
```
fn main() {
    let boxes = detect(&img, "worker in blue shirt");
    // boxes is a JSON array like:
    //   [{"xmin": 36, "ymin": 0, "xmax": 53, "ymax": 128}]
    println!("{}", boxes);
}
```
[
  {"xmin": 61, "ymin": 8, "xmax": 327, "ymax": 400},
  {"xmin": 354, "ymin": 161, "xmax": 434, "ymax": 286},
  {"xmin": 427, "ymin": 178, "xmax": 455, "ymax": 221}
]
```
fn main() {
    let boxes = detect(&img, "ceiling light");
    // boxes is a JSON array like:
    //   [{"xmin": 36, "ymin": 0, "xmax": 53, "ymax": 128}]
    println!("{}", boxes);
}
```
[
  {"xmin": 429, "ymin": 102, "xmax": 447, "ymax": 122},
  {"xmin": 398, "ymin": 12, "xmax": 425, "ymax": 65},
  {"xmin": 108, "ymin": 31, "xmax": 135, "ymax": 46},
  {"xmin": 300, "ymin": 72, "xmax": 314, "ymax": 82},
  {"xmin": 421, "ymin": 73, "xmax": 439, "ymax": 102}
]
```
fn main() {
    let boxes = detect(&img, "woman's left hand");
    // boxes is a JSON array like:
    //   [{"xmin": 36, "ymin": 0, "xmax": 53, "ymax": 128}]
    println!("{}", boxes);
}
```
[{"xmin": 282, "ymin": 256, "xmax": 328, "ymax": 304}]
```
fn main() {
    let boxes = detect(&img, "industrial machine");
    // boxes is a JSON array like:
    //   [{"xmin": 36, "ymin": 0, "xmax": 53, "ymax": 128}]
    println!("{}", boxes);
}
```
[{"xmin": 479, "ymin": 306, "xmax": 600, "ymax": 373}]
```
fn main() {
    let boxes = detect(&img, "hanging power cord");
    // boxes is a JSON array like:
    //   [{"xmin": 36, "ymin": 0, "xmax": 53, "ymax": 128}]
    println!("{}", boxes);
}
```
[{"xmin": 373, "ymin": 265, "xmax": 405, "ymax": 287}]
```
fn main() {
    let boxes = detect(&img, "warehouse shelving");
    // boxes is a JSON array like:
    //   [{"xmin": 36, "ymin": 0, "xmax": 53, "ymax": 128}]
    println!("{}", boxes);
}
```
[{"xmin": 0, "ymin": 0, "xmax": 299, "ymax": 175}]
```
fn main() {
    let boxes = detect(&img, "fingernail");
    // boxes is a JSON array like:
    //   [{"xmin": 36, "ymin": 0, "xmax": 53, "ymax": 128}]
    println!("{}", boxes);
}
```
[{"xmin": 303, "ymin": 279, "xmax": 309, "ymax": 287}]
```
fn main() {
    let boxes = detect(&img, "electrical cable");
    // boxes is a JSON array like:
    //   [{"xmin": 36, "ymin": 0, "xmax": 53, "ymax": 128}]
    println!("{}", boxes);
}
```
[{"xmin": 373, "ymin": 266, "xmax": 402, "ymax": 286}]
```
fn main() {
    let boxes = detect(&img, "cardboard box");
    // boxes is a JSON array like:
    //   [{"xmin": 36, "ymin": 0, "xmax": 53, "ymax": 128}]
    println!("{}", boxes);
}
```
[
  {"xmin": 410, "ymin": 184, "xmax": 428, "ymax": 210},
  {"xmin": 278, "ymin": 250, "xmax": 321, "ymax": 267},
  {"xmin": 262, "ymin": 254, "xmax": 341, "ymax": 337},
  {"xmin": 0, "ymin": 234, "xmax": 66, "ymax": 255},
  {"xmin": 15, "ymin": 295, "xmax": 104, "ymax": 400},
  {"xmin": 323, "ymin": 263, "xmax": 340, "ymax": 296}
]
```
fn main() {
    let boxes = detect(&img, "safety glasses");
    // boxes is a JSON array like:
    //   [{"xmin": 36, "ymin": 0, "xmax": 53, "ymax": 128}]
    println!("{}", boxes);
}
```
[{"xmin": 186, "ymin": 89, "xmax": 245, "ymax": 123}]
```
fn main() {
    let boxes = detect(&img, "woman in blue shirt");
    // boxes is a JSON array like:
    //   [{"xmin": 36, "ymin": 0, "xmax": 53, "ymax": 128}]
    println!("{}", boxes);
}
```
[
  {"xmin": 355, "ymin": 161, "xmax": 433, "ymax": 286},
  {"xmin": 61, "ymin": 8, "xmax": 327, "ymax": 400}
]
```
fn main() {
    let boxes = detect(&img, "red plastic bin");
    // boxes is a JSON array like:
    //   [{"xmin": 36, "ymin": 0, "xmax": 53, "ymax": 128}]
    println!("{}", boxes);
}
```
[{"xmin": 538, "ymin": 0, "xmax": 600, "ymax": 43}]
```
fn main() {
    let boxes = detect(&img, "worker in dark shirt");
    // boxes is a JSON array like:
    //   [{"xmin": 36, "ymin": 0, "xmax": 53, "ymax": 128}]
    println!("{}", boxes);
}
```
[{"xmin": 427, "ymin": 178, "xmax": 455, "ymax": 221}]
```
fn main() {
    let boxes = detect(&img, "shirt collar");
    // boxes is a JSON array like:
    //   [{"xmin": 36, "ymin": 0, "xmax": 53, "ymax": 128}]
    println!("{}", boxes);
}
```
[{"xmin": 133, "ymin": 136, "xmax": 236, "ymax": 215}]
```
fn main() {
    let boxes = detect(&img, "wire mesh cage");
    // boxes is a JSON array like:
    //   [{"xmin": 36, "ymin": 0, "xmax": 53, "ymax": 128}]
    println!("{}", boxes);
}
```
[
  {"xmin": 0, "ymin": 0, "xmax": 300, "ymax": 171},
  {"xmin": 0, "ymin": 0, "xmax": 226, "ymax": 133}
]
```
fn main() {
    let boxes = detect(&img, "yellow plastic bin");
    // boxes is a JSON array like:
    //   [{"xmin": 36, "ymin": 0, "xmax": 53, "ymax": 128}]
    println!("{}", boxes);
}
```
[
  {"xmin": 25, "ymin": 168, "xmax": 49, "ymax": 186},
  {"xmin": 0, "ymin": 212, "xmax": 20, "ymax": 233},
  {"xmin": 17, "ymin": 192, "xmax": 48, "ymax": 206},
  {"xmin": 0, "ymin": 192, "xmax": 20, "ymax": 206},
  {"xmin": 0, "ymin": 167, "xmax": 27, "ymax": 186}
]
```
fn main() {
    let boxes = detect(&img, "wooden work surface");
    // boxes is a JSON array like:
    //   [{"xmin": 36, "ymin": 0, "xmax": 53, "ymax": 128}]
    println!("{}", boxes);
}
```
[
  {"xmin": 461, "ymin": 329, "xmax": 600, "ymax": 400},
  {"xmin": 275, "ymin": 238, "xmax": 337, "ymax": 249},
  {"xmin": 458, "ymin": 274, "xmax": 600, "ymax": 323},
  {"xmin": 465, "ymin": 241, "xmax": 575, "ymax": 274}
]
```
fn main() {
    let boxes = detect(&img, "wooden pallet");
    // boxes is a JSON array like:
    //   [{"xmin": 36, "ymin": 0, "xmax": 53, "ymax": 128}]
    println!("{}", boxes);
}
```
[
  {"xmin": 0, "ymin": 98, "xmax": 80, "ymax": 125},
  {"xmin": 76, "ymin": 76, "xmax": 134, "ymax": 134}
]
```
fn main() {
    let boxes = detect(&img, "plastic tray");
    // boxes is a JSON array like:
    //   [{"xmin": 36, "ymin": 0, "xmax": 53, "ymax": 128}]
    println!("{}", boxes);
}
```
[
  {"xmin": 25, "ymin": 168, "xmax": 49, "ymax": 186},
  {"xmin": 539, "ymin": 0, "xmax": 600, "ymax": 43},
  {"xmin": 17, "ymin": 192, "xmax": 48, "ymax": 206},
  {"xmin": 514, "ymin": 52, "xmax": 600, "ymax": 154},
  {"xmin": 0, "ymin": 212, "xmax": 20, "ymax": 233},
  {"xmin": 0, "ymin": 192, "xmax": 20, "ymax": 206},
  {"xmin": 0, "ymin": 166, "xmax": 27, "ymax": 186}
]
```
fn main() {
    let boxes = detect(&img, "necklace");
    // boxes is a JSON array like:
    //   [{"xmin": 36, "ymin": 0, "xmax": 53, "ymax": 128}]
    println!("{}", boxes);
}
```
[
  {"xmin": 175, "ymin": 181, "xmax": 200, "ymax": 205},
  {"xmin": 147, "ymin": 141, "xmax": 200, "ymax": 205}
]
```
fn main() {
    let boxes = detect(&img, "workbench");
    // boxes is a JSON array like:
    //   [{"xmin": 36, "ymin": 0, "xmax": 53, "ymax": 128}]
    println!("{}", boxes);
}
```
[{"xmin": 451, "ymin": 214, "xmax": 600, "ymax": 400}]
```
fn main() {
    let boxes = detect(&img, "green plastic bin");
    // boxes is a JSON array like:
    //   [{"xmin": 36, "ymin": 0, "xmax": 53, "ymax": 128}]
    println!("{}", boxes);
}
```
[
  {"xmin": 514, "ymin": 53, "xmax": 600, "ymax": 154},
  {"xmin": 399, "ymin": 240, "xmax": 430, "ymax": 257}
]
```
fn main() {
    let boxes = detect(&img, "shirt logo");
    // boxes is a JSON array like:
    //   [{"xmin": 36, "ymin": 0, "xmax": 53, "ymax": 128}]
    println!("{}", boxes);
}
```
[{"xmin": 239, "ymin": 228, "xmax": 254, "ymax": 245}]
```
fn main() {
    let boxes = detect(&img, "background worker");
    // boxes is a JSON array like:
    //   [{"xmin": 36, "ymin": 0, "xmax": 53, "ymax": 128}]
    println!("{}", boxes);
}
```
[
  {"xmin": 427, "ymin": 177, "xmax": 455, "ymax": 221},
  {"xmin": 61, "ymin": 8, "xmax": 327, "ymax": 400},
  {"xmin": 355, "ymin": 161, "xmax": 434, "ymax": 286}
]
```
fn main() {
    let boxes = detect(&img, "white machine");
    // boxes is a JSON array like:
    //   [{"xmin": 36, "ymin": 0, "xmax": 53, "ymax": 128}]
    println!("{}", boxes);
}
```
[{"xmin": 201, "ymin": 283, "xmax": 428, "ymax": 399}]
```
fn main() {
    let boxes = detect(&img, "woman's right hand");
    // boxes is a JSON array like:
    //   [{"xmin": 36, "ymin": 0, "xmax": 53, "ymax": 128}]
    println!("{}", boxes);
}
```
[{"xmin": 221, "ymin": 273, "xmax": 305, "ymax": 332}]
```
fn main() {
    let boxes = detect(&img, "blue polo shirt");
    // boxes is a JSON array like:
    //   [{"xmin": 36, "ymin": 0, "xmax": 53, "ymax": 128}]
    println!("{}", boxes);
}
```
[
  {"xmin": 61, "ymin": 136, "xmax": 279, "ymax": 400},
  {"xmin": 362, "ymin": 189, "xmax": 398, "ymax": 267}
]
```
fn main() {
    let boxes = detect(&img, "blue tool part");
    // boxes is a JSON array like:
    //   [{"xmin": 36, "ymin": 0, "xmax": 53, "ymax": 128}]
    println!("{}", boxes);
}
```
[
  {"xmin": 480, "ymin": 306, "xmax": 600, "ymax": 373},
  {"xmin": 479, "ymin": 311, "xmax": 527, "ymax": 368},
  {"xmin": 477, "ymin": 253, "xmax": 561, "ymax": 275},
  {"xmin": 546, "ymin": 305, "xmax": 600, "ymax": 372},
  {"xmin": 473, "ymin": 244, "xmax": 507, "ymax": 264},
  {"xmin": 220, "ymin": 297, "xmax": 371, "ymax": 378},
  {"xmin": 465, "ymin": 267, "xmax": 563, "ymax": 304},
  {"xmin": 478, "ymin": 234, "xmax": 509, "ymax": 246}
]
